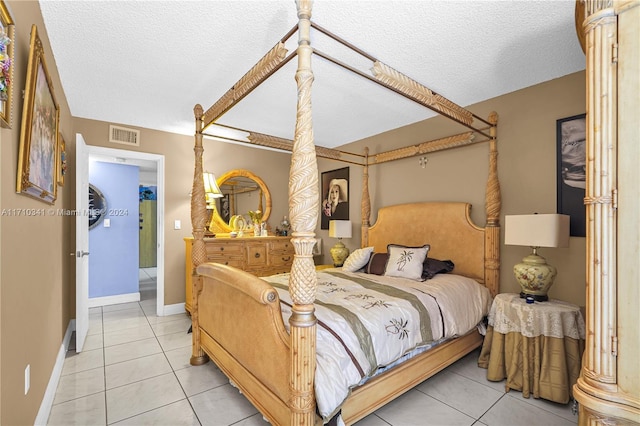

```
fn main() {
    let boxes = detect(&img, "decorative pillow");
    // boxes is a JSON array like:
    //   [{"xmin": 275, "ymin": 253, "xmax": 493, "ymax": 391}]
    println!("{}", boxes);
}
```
[
  {"xmin": 384, "ymin": 244, "xmax": 430, "ymax": 281},
  {"xmin": 341, "ymin": 246, "xmax": 374, "ymax": 272},
  {"xmin": 422, "ymin": 258, "xmax": 455, "ymax": 280},
  {"xmin": 365, "ymin": 252, "xmax": 389, "ymax": 275}
]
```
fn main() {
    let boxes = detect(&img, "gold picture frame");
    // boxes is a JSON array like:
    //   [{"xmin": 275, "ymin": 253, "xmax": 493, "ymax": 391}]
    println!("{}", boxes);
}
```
[
  {"xmin": 16, "ymin": 25, "xmax": 60, "ymax": 204},
  {"xmin": 57, "ymin": 132, "xmax": 66, "ymax": 186},
  {"xmin": 0, "ymin": 0, "xmax": 15, "ymax": 128}
]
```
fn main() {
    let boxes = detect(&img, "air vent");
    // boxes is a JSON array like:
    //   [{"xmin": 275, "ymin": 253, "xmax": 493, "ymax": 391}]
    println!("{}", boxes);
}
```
[{"xmin": 109, "ymin": 125, "xmax": 140, "ymax": 146}]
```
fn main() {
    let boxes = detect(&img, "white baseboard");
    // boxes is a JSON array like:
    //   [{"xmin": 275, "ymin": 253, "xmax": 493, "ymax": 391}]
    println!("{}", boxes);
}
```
[
  {"xmin": 34, "ymin": 320, "xmax": 75, "ymax": 425},
  {"xmin": 162, "ymin": 302, "xmax": 186, "ymax": 316},
  {"xmin": 88, "ymin": 292, "xmax": 140, "ymax": 307}
]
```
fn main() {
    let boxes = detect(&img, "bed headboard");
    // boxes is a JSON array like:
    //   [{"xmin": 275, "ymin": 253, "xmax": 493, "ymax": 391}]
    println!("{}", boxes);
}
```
[{"xmin": 367, "ymin": 202, "xmax": 486, "ymax": 285}]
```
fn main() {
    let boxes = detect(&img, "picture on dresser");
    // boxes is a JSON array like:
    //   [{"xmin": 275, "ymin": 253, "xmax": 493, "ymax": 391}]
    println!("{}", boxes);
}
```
[
  {"xmin": 321, "ymin": 167, "xmax": 349, "ymax": 230},
  {"xmin": 556, "ymin": 113, "xmax": 586, "ymax": 237}
]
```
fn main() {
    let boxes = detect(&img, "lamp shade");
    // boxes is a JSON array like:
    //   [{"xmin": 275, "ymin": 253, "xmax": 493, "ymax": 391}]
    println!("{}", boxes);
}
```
[
  {"xmin": 505, "ymin": 214, "xmax": 570, "ymax": 248},
  {"xmin": 203, "ymin": 172, "xmax": 223, "ymax": 199},
  {"xmin": 329, "ymin": 220, "xmax": 352, "ymax": 239}
]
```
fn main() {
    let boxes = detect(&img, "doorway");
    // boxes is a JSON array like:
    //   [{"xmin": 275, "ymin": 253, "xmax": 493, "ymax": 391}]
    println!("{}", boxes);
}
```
[{"xmin": 84, "ymin": 145, "xmax": 165, "ymax": 316}]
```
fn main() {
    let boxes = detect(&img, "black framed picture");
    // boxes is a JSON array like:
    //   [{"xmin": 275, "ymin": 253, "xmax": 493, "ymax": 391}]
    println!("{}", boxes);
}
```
[
  {"xmin": 89, "ymin": 184, "xmax": 107, "ymax": 230},
  {"xmin": 556, "ymin": 113, "xmax": 586, "ymax": 237},
  {"xmin": 320, "ymin": 167, "xmax": 349, "ymax": 230}
]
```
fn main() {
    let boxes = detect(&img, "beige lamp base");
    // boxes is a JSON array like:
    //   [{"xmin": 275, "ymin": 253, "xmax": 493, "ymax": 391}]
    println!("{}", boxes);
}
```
[
  {"xmin": 513, "ymin": 252, "xmax": 557, "ymax": 301},
  {"xmin": 330, "ymin": 240, "xmax": 350, "ymax": 267}
]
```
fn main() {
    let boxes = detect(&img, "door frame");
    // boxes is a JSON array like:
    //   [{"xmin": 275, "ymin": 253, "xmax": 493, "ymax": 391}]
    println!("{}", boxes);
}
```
[{"xmin": 83, "ymin": 144, "xmax": 166, "ymax": 315}]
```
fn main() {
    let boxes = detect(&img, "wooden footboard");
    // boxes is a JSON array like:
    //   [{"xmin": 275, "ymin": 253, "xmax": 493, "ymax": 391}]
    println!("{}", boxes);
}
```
[
  {"xmin": 195, "ymin": 263, "xmax": 299, "ymax": 425},
  {"xmin": 196, "ymin": 262, "xmax": 484, "ymax": 425},
  {"xmin": 342, "ymin": 329, "xmax": 483, "ymax": 424}
]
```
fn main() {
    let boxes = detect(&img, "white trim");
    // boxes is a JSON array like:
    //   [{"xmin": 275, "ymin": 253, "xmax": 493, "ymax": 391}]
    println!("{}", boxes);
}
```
[
  {"xmin": 88, "ymin": 292, "xmax": 140, "ymax": 308},
  {"xmin": 161, "ymin": 302, "xmax": 186, "ymax": 316},
  {"xmin": 34, "ymin": 320, "xmax": 74, "ymax": 426}
]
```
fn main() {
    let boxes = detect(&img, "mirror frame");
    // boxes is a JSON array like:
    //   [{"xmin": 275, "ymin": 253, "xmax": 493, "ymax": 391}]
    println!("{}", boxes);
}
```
[{"xmin": 209, "ymin": 169, "xmax": 272, "ymax": 234}]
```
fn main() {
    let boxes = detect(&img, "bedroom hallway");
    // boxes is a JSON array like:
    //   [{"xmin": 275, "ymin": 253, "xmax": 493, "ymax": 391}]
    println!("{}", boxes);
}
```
[{"xmin": 46, "ymin": 300, "xmax": 578, "ymax": 425}]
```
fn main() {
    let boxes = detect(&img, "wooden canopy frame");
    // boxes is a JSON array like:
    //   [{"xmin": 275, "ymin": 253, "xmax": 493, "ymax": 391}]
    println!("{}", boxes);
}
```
[{"xmin": 189, "ymin": 1, "xmax": 500, "ymax": 424}]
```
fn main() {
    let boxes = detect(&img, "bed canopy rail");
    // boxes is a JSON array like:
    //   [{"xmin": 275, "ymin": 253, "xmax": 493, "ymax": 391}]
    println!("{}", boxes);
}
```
[{"xmin": 199, "ymin": 9, "xmax": 497, "ymax": 151}]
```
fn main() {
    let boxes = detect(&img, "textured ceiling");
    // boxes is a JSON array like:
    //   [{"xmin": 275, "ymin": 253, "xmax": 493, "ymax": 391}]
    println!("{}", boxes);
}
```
[{"xmin": 39, "ymin": 0, "xmax": 585, "ymax": 149}]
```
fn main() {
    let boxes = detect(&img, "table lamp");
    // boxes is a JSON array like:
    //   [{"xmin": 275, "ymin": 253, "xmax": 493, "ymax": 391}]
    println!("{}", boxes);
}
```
[
  {"xmin": 203, "ymin": 172, "xmax": 223, "ymax": 232},
  {"xmin": 329, "ymin": 220, "xmax": 352, "ymax": 267},
  {"xmin": 504, "ymin": 214, "xmax": 570, "ymax": 301}
]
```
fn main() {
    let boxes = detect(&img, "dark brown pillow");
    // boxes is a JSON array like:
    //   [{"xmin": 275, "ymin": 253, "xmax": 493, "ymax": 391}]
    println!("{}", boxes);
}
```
[
  {"xmin": 422, "ymin": 258, "xmax": 455, "ymax": 280},
  {"xmin": 366, "ymin": 252, "xmax": 389, "ymax": 275}
]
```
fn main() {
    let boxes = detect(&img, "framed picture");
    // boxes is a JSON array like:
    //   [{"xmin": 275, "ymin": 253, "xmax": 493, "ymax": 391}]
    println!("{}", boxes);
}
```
[
  {"xmin": 0, "ymin": 0, "xmax": 15, "ymax": 128},
  {"xmin": 320, "ymin": 167, "xmax": 349, "ymax": 230},
  {"xmin": 57, "ymin": 133, "xmax": 66, "ymax": 186},
  {"xmin": 556, "ymin": 113, "xmax": 586, "ymax": 237},
  {"xmin": 16, "ymin": 25, "xmax": 60, "ymax": 204},
  {"xmin": 218, "ymin": 193, "xmax": 231, "ymax": 224},
  {"xmin": 88, "ymin": 184, "xmax": 107, "ymax": 230}
]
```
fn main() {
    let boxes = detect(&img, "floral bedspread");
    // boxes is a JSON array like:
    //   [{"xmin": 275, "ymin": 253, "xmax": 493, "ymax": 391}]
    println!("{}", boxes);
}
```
[{"xmin": 263, "ymin": 269, "xmax": 493, "ymax": 422}]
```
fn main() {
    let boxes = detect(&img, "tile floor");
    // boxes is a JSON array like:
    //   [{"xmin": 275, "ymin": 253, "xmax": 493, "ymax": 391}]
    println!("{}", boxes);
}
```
[{"xmin": 47, "ymin": 268, "xmax": 578, "ymax": 425}]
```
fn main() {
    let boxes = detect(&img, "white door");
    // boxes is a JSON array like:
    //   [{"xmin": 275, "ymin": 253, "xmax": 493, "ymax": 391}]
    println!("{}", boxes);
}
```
[{"xmin": 75, "ymin": 134, "xmax": 90, "ymax": 352}]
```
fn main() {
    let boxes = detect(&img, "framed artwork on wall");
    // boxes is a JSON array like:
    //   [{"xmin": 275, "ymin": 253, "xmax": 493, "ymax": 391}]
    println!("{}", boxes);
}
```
[
  {"xmin": 556, "ymin": 113, "xmax": 586, "ymax": 237},
  {"xmin": 0, "ymin": 0, "xmax": 15, "ymax": 128},
  {"xmin": 88, "ymin": 184, "xmax": 107, "ymax": 230},
  {"xmin": 320, "ymin": 167, "xmax": 349, "ymax": 230},
  {"xmin": 16, "ymin": 25, "xmax": 60, "ymax": 204}
]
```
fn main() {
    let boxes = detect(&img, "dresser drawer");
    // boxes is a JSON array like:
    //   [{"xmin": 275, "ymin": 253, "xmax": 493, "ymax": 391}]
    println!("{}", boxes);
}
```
[
  {"xmin": 246, "ymin": 244, "xmax": 268, "ymax": 267},
  {"xmin": 270, "ymin": 239, "xmax": 293, "ymax": 253},
  {"xmin": 205, "ymin": 256, "xmax": 245, "ymax": 269},
  {"xmin": 270, "ymin": 252, "xmax": 293, "ymax": 267},
  {"xmin": 205, "ymin": 242, "xmax": 244, "ymax": 256}
]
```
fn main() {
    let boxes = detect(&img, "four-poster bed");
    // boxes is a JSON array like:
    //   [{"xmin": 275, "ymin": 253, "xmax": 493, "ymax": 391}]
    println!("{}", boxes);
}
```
[{"xmin": 188, "ymin": 1, "xmax": 501, "ymax": 424}]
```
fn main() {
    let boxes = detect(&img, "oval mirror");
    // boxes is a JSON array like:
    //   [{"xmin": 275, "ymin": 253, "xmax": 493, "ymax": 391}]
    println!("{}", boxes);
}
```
[{"xmin": 208, "ymin": 169, "xmax": 271, "ymax": 234}]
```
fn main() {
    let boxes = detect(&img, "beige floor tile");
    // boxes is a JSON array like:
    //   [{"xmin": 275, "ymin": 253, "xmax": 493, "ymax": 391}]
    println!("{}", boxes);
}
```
[
  {"xmin": 164, "ymin": 345, "xmax": 194, "ymax": 371},
  {"xmin": 104, "ymin": 337, "xmax": 163, "ymax": 366},
  {"xmin": 53, "ymin": 367, "xmax": 105, "ymax": 405},
  {"xmin": 48, "ymin": 392, "xmax": 106, "ymax": 426},
  {"xmin": 103, "ymin": 324, "xmax": 155, "ymax": 347},
  {"xmin": 175, "ymin": 362, "xmax": 229, "ymax": 396},
  {"xmin": 82, "ymin": 333, "xmax": 105, "ymax": 351},
  {"xmin": 150, "ymin": 316, "xmax": 192, "ymax": 336},
  {"xmin": 480, "ymin": 394, "xmax": 576, "ymax": 426},
  {"xmin": 111, "ymin": 398, "xmax": 200, "ymax": 425},
  {"xmin": 155, "ymin": 330, "xmax": 192, "ymax": 352},
  {"xmin": 417, "ymin": 369, "xmax": 504, "ymax": 419},
  {"xmin": 105, "ymin": 352, "xmax": 172, "ymax": 389},
  {"xmin": 61, "ymin": 348, "xmax": 104, "ymax": 376},
  {"xmin": 106, "ymin": 373, "xmax": 185, "ymax": 424},
  {"xmin": 189, "ymin": 383, "xmax": 259, "ymax": 426},
  {"xmin": 374, "ymin": 389, "xmax": 474, "ymax": 426}
]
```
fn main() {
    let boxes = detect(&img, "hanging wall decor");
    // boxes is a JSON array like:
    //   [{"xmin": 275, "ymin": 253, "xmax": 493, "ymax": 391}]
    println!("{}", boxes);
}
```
[
  {"xmin": 16, "ymin": 25, "xmax": 60, "ymax": 204},
  {"xmin": 0, "ymin": 1, "xmax": 14, "ymax": 128}
]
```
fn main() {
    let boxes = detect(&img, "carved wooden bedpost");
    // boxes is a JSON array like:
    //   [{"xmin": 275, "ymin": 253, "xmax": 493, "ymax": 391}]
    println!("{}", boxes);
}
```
[
  {"xmin": 361, "ymin": 147, "xmax": 371, "ymax": 248},
  {"xmin": 484, "ymin": 112, "xmax": 501, "ymax": 297},
  {"xmin": 288, "ymin": 0, "xmax": 319, "ymax": 423},
  {"xmin": 190, "ymin": 104, "xmax": 209, "ymax": 366}
]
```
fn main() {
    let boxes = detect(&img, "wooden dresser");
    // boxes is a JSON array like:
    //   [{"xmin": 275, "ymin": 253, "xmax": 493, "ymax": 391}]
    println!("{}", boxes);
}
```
[{"xmin": 184, "ymin": 236, "xmax": 294, "ymax": 313}]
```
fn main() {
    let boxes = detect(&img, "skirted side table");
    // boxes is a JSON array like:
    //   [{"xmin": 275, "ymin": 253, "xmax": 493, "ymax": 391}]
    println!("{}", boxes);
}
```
[{"xmin": 478, "ymin": 293, "xmax": 586, "ymax": 404}]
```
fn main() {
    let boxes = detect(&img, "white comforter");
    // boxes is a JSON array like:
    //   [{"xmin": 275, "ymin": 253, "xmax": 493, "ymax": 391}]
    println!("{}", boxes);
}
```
[{"xmin": 263, "ymin": 269, "xmax": 493, "ymax": 422}]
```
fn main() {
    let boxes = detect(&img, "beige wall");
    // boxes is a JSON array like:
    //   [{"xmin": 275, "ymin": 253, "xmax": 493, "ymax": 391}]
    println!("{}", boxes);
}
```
[
  {"xmin": 72, "ymin": 118, "xmax": 294, "ymax": 305},
  {"xmin": 0, "ymin": 1, "xmax": 586, "ymax": 422},
  {"xmin": 329, "ymin": 71, "xmax": 587, "ymax": 307},
  {"xmin": 0, "ymin": 1, "xmax": 74, "ymax": 424}
]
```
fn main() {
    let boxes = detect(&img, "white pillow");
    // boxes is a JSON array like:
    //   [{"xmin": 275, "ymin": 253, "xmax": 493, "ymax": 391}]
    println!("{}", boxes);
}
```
[
  {"xmin": 341, "ymin": 247, "xmax": 374, "ymax": 272},
  {"xmin": 384, "ymin": 244, "xmax": 430, "ymax": 281}
]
